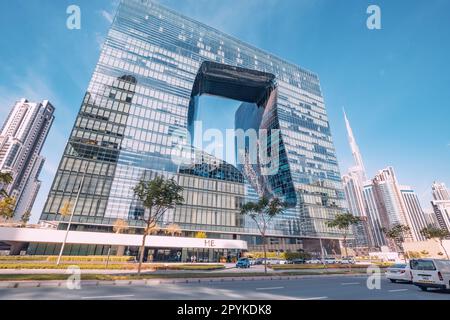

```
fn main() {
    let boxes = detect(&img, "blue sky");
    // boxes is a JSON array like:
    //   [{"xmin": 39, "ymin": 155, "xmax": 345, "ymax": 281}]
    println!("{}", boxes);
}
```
[{"xmin": 0, "ymin": 0, "xmax": 449, "ymax": 222}]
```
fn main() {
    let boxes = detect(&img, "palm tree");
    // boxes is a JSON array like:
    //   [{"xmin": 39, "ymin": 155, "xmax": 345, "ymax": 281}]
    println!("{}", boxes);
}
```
[
  {"xmin": 383, "ymin": 224, "xmax": 411, "ymax": 262},
  {"xmin": 325, "ymin": 213, "xmax": 361, "ymax": 262},
  {"xmin": 240, "ymin": 196, "xmax": 287, "ymax": 274},
  {"xmin": 133, "ymin": 176, "xmax": 184, "ymax": 276},
  {"xmin": 165, "ymin": 223, "xmax": 182, "ymax": 236},
  {"xmin": 421, "ymin": 225, "xmax": 450, "ymax": 259}
]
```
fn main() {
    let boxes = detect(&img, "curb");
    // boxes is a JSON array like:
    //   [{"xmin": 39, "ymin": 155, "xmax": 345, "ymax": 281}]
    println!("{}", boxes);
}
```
[{"xmin": 0, "ymin": 273, "xmax": 368, "ymax": 289}]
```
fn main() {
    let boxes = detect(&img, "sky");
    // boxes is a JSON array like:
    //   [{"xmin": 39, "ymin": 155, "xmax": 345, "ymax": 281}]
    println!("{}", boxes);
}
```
[{"xmin": 0, "ymin": 0, "xmax": 449, "ymax": 222}]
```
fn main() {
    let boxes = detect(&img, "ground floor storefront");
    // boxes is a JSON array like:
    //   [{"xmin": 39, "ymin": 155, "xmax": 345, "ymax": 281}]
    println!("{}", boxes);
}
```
[
  {"xmin": 26, "ymin": 242, "xmax": 241, "ymax": 263},
  {"xmin": 0, "ymin": 227, "xmax": 246, "ymax": 262}
]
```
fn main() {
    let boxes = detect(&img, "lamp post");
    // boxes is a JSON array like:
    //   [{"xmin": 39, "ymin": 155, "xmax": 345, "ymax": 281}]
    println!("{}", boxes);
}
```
[{"xmin": 56, "ymin": 163, "xmax": 88, "ymax": 266}]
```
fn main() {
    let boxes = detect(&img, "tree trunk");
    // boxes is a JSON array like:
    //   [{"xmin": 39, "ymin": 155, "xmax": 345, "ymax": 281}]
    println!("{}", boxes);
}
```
[
  {"xmin": 440, "ymin": 240, "xmax": 449, "ymax": 259},
  {"xmin": 137, "ymin": 231, "xmax": 148, "ymax": 277},
  {"xmin": 343, "ymin": 234, "xmax": 351, "ymax": 272},
  {"xmin": 263, "ymin": 234, "xmax": 267, "ymax": 274}
]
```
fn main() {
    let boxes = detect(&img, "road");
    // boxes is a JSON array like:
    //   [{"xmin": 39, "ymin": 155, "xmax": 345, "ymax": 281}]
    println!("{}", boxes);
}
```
[{"xmin": 1, "ymin": 275, "xmax": 450, "ymax": 300}]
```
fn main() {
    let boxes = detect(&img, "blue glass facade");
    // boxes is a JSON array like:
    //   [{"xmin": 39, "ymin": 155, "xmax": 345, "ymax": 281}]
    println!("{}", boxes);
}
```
[{"xmin": 40, "ymin": 0, "xmax": 348, "ymax": 249}]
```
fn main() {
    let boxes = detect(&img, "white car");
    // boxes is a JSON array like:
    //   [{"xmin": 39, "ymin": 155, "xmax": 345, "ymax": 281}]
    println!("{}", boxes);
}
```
[
  {"xmin": 410, "ymin": 259, "xmax": 450, "ymax": 291},
  {"xmin": 305, "ymin": 258, "xmax": 322, "ymax": 264},
  {"xmin": 339, "ymin": 258, "xmax": 356, "ymax": 265},
  {"xmin": 385, "ymin": 263, "xmax": 412, "ymax": 283},
  {"xmin": 324, "ymin": 257, "xmax": 337, "ymax": 264}
]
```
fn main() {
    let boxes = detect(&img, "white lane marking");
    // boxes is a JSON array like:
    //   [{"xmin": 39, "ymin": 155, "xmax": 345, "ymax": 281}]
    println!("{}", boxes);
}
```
[
  {"xmin": 81, "ymin": 294, "xmax": 135, "ymax": 300},
  {"xmin": 300, "ymin": 296, "xmax": 328, "ymax": 300},
  {"xmin": 341, "ymin": 282, "xmax": 360, "ymax": 285},
  {"xmin": 388, "ymin": 289, "xmax": 408, "ymax": 293},
  {"xmin": 255, "ymin": 286, "xmax": 284, "ymax": 291}
]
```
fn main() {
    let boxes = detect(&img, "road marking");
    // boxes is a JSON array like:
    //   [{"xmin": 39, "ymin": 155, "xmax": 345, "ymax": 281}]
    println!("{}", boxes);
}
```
[
  {"xmin": 388, "ymin": 289, "xmax": 408, "ymax": 293},
  {"xmin": 341, "ymin": 282, "xmax": 360, "ymax": 285},
  {"xmin": 300, "ymin": 296, "xmax": 328, "ymax": 300},
  {"xmin": 81, "ymin": 295, "xmax": 135, "ymax": 300},
  {"xmin": 255, "ymin": 286, "xmax": 284, "ymax": 291}
]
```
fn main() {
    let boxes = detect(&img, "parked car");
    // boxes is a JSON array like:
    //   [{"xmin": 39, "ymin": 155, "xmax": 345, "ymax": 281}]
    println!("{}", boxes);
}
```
[
  {"xmin": 236, "ymin": 258, "xmax": 251, "ymax": 269},
  {"xmin": 248, "ymin": 258, "xmax": 256, "ymax": 266},
  {"xmin": 324, "ymin": 257, "xmax": 337, "ymax": 264},
  {"xmin": 385, "ymin": 263, "xmax": 412, "ymax": 283},
  {"xmin": 305, "ymin": 258, "xmax": 323, "ymax": 264},
  {"xmin": 287, "ymin": 258, "xmax": 306, "ymax": 264},
  {"xmin": 340, "ymin": 257, "xmax": 356, "ymax": 264},
  {"xmin": 410, "ymin": 259, "xmax": 450, "ymax": 291}
]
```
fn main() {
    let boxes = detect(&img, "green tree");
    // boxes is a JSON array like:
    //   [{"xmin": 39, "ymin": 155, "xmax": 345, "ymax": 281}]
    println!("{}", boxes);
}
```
[
  {"xmin": 325, "ymin": 213, "xmax": 360, "ymax": 260},
  {"xmin": 240, "ymin": 196, "xmax": 287, "ymax": 274},
  {"xmin": 383, "ymin": 224, "xmax": 411, "ymax": 261},
  {"xmin": 0, "ymin": 196, "xmax": 16, "ymax": 220},
  {"xmin": 133, "ymin": 176, "xmax": 184, "ymax": 276},
  {"xmin": 20, "ymin": 211, "xmax": 31, "ymax": 226},
  {"xmin": 421, "ymin": 225, "xmax": 450, "ymax": 259},
  {"xmin": 0, "ymin": 172, "xmax": 13, "ymax": 197}
]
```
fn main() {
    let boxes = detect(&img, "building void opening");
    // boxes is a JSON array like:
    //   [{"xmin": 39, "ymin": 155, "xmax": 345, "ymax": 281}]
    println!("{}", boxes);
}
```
[{"xmin": 183, "ymin": 61, "xmax": 297, "ymax": 206}]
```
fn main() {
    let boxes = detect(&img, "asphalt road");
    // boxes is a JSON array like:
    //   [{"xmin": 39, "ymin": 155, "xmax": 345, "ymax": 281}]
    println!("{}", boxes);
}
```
[{"xmin": 1, "ymin": 275, "xmax": 450, "ymax": 300}]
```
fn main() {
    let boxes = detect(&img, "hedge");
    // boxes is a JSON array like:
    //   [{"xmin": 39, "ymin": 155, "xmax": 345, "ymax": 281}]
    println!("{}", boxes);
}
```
[
  {"xmin": 0, "ymin": 256, "xmax": 50, "ymax": 261},
  {"xmin": 0, "ymin": 263, "xmax": 225, "ymax": 270},
  {"xmin": 46, "ymin": 256, "xmax": 135, "ymax": 263},
  {"xmin": 0, "ymin": 256, "xmax": 135, "ymax": 262},
  {"xmin": 269, "ymin": 264, "xmax": 371, "ymax": 270}
]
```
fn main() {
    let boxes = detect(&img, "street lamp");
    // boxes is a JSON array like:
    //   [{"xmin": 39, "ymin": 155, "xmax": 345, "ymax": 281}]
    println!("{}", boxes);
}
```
[{"xmin": 56, "ymin": 162, "xmax": 88, "ymax": 266}]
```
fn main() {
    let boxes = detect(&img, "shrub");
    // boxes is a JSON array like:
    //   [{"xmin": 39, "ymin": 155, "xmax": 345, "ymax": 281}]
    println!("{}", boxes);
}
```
[
  {"xmin": 46, "ymin": 256, "xmax": 135, "ymax": 263},
  {"xmin": 0, "ymin": 263, "xmax": 225, "ymax": 270},
  {"xmin": 269, "ymin": 264, "xmax": 372, "ymax": 270},
  {"xmin": 0, "ymin": 256, "xmax": 49, "ymax": 261}
]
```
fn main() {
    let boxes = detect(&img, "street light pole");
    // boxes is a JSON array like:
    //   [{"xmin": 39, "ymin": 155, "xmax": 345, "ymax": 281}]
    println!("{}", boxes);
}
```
[{"xmin": 56, "ymin": 163, "xmax": 88, "ymax": 266}]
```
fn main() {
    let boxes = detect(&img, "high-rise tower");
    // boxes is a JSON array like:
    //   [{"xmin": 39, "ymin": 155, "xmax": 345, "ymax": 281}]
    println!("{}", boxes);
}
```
[
  {"xmin": 38, "ymin": 0, "xmax": 349, "ymax": 257},
  {"xmin": 0, "ymin": 99, "xmax": 54, "ymax": 219}
]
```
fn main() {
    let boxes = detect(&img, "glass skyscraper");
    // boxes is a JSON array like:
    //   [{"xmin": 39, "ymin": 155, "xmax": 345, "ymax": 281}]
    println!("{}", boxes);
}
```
[{"xmin": 39, "ymin": 0, "xmax": 348, "ymax": 256}]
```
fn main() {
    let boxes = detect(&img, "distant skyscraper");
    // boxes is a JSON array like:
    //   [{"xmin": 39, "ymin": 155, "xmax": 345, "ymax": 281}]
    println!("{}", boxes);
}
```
[
  {"xmin": 400, "ymin": 186, "xmax": 428, "ymax": 241},
  {"xmin": 430, "ymin": 182, "xmax": 450, "ymax": 235},
  {"xmin": 372, "ymin": 167, "xmax": 408, "ymax": 227},
  {"xmin": 343, "ymin": 110, "xmax": 366, "ymax": 184},
  {"xmin": 371, "ymin": 167, "xmax": 428, "ymax": 243},
  {"xmin": 423, "ymin": 208, "xmax": 438, "ymax": 228},
  {"xmin": 431, "ymin": 200, "xmax": 450, "ymax": 234},
  {"xmin": 362, "ymin": 183, "xmax": 387, "ymax": 247},
  {"xmin": 432, "ymin": 182, "xmax": 450, "ymax": 201},
  {"xmin": 0, "ymin": 99, "xmax": 54, "ymax": 219},
  {"xmin": 342, "ymin": 111, "xmax": 373, "ymax": 249}
]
